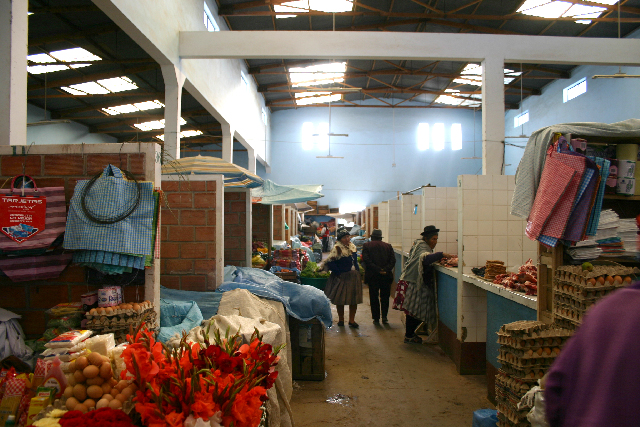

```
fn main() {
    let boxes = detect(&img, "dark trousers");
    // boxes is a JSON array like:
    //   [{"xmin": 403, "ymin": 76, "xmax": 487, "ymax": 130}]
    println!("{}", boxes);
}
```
[
  {"xmin": 405, "ymin": 314, "xmax": 421, "ymax": 338},
  {"xmin": 368, "ymin": 280, "xmax": 390, "ymax": 320},
  {"xmin": 322, "ymin": 236, "xmax": 329, "ymax": 252}
]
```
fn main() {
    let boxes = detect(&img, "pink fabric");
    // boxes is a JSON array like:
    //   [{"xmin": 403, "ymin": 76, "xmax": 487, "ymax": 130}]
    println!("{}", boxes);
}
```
[{"xmin": 526, "ymin": 157, "xmax": 576, "ymax": 240}]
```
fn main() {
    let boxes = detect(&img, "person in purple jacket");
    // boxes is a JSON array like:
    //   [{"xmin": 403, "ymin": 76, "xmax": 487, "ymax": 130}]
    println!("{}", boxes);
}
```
[{"xmin": 545, "ymin": 279, "xmax": 640, "ymax": 427}]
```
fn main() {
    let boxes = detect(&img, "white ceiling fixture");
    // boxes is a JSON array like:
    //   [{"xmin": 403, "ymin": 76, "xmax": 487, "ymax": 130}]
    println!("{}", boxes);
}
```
[
  {"xmin": 275, "ymin": 0, "xmax": 353, "ymax": 18},
  {"xmin": 102, "ymin": 100, "xmax": 165, "ymax": 116},
  {"xmin": 134, "ymin": 117, "xmax": 186, "ymax": 132},
  {"xmin": 27, "ymin": 48, "xmax": 101, "ymax": 75},
  {"xmin": 61, "ymin": 76, "xmax": 138, "ymax": 96},
  {"xmin": 517, "ymin": 0, "xmax": 618, "ymax": 25}
]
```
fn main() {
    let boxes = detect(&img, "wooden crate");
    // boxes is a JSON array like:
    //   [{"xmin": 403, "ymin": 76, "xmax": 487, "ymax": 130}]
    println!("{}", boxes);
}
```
[
  {"xmin": 289, "ymin": 316, "xmax": 325, "ymax": 381},
  {"xmin": 274, "ymin": 271, "xmax": 298, "ymax": 283}
]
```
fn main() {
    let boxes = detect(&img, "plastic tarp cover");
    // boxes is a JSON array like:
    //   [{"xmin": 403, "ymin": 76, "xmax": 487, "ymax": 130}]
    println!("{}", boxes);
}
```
[
  {"xmin": 160, "ymin": 286, "xmax": 223, "ymax": 320},
  {"xmin": 252, "ymin": 179, "xmax": 323, "ymax": 204},
  {"xmin": 158, "ymin": 299, "xmax": 204, "ymax": 343},
  {"xmin": 218, "ymin": 266, "xmax": 333, "ymax": 327},
  {"xmin": 0, "ymin": 309, "xmax": 34, "ymax": 365}
]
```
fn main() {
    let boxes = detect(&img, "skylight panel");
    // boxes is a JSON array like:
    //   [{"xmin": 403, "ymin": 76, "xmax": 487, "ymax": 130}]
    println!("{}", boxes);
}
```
[
  {"xmin": 134, "ymin": 118, "xmax": 186, "ymax": 131},
  {"xmin": 60, "ymin": 87, "xmax": 86, "ymax": 96},
  {"xmin": 294, "ymin": 92, "xmax": 342, "ymax": 106},
  {"xmin": 454, "ymin": 64, "xmax": 523, "ymax": 86},
  {"xmin": 434, "ymin": 90, "xmax": 481, "ymax": 107},
  {"xmin": 289, "ymin": 62, "xmax": 347, "ymax": 87},
  {"xmin": 27, "ymin": 53, "xmax": 56, "ymax": 63},
  {"xmin": 134, "ymin": 100, "xmax": 164, "ymax": 111},
  {"xmin": 275, "ymin": 0, "xmax": 353, "ymax": 18},
  {"xmin": 517, "ymin": 0, "xmax": 616, "ymax": 23},
  {"xmin": 50, "ymin": 48, "xmax": 101, "ymax": 63},
  {"xmin": 62, "ymin": 81, "xmax": 110, "ymax": 95},
  {"xmin": 155, "ymin": 129, "xmax": 202, "ymax": 141},
  {"xmin": 102, "ymin": 100, "xmax": 164, "ymax": 116},
  {"xmin": 27, "ymin": 65, "xmax": 70, "ymax": 75},
  {"xmin": 97, "ymin": 77, "xmax": 138, "ymax": 93}
]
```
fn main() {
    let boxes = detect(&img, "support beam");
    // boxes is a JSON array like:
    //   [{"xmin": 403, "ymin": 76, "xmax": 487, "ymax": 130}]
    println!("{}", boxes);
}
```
[
  {"xmin": 161, "ymin": 65, "xmax": 186, "ymax": 161},
  {"xmin": 0, "ymin": 0, "xmax": 28, "ymax": 146},
  {"xmin": 221, "ymin": 123, "xmax": 235, "ymax": 164},
  {"xmin": 482, "ymin": 56, "xmax": 505, "ymax": 175},
  {"xmin": 247, "ymin": 147, "xmax": 256, "ymax": 173},
  {"xmin": 179, "ymin": 31, "xmax": 640, "ymax": 66}
]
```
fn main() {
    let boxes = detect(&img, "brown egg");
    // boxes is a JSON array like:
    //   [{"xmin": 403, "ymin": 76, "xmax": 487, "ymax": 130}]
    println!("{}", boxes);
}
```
[
  {"xmin": 132, "ymin": 304, "xmax": 141, "ymax": 312},
  {"xmin": 72, "ymin": 384, "xmax": 87, "ymax": 402},
  {"xmin": 129, "ymin": 383, "xmax": 138, "ymax": 392},
  {"xmin": 99, "ymin": 362, "xmax": 112, "ymax": 379},
  {"xmin": 110, "ymin": 388, "xmax": 120, "ymax": 398},
  {"xmin": 108, "ymin": 399, "xmax": 122, "ymax": 410},
  {"xmin": 96, "ymin": 398, "xmax": 110, "ymax": 409},
  {"xmin": 120, "ymin": 388, "xmax": 133, "ymax": 399},
  {"xmin": 105, "ymin": 307, "xmax": 113, "ymax": 315},
  {"xmin": 624, "ymin": 276, "xmax": 633, "ymax": 283},
  {"xmin": 101, "ymin": 383, "xmax": 112, "ymax": 395},
  {"xmin": 115, "ymin": 393, "xmax": 127, "ymax": 403},
  {"xmin": 102, "ymin": 356, "xmax": 110, "ymax": 364},
  {"xmin": 65, "ymin": 397, "xmax": 79, "ymax": 411},
  {"xmin": 89, "ymin": 308, "xmax": 97, "ymax": 315},
  {"xmin": 115, "ymin": 380, "xmax": 129, "ymax": 392},
  {"xmin": 98, "ymin": 308, "xmax": 106, "ymax": 315},
  {"xmin": 74, "ymin": 403, "xmax": 88, "ymax": 414},
  {"xmin": 108, "ymin": 378, "xmax": 118, "ymax": 387},
  {"xmin": 75, "ymin": 356, "xmax": 89, "ymax": 371},
  {"xmin": 606, "ymin": 275, "xmax": 615, "ymax": 285},
  {"xmin": 87, "ymin": 385, "xmax": 103, "ymax": 400},
  {"xmin": 68, "ymin": 360, "xmax": 76, "ymax": 373},
  {"xmin": 63, "ymin": 386, "xmax": 74, "ymax": 399},
  {"xmin": 102, "ymin": 394, "xmax": 114, "ymax": 402},
  {"xmin": 67, "ymin": 374, "xmax": 76, "ymax": 387},
  {"xmin": 596, "ymin": 276, "xmax": 605, "ymax": 286},
  {"xmin": 86, "ymin": 376, "xmax": 104, "ymax": 386},
  {"xmin": 614, "ymin": 275, "xmax": 623, "ymax": 284},
  {"xmin": 586, "ymin": 278, "xmax": 596, "ymax": 286},
  {"xmin": 88, "ymin": 352, "xmax": 104, "ymax": 367},
  {"xmin": 83, "ymin": 365, "xmax": 99, "ymax": 379},
  {"xmin": 83, "ymin": 399, "xmax": 96, "ymax": 409},
  {"xmin": 73, "ymin": 370, "xmax": 86, "ymax": 384}
]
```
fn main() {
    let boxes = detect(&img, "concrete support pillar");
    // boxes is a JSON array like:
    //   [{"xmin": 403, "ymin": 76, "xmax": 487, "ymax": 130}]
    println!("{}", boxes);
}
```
[
  {"xmin": 481, "ymin": 56, "xmax": 505, "ymax": 175},
  {"xmin": 0, "ymin": 0, "xmax": 28, "ymax": 146},
  {"xmin": 161, "ymin": 65, "xmax": 186, "ymax": 161},
  {"xmin": 247, "ymin": 147, "xmax": 256, "ymax": 173},
  {"xmin": 221, "ymin": 122, "xmax": 234, "ymax": 163}
]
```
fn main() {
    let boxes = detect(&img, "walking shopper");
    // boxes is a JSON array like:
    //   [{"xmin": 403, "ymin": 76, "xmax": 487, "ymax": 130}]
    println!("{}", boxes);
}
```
[
  {"xmin": 324, "ymin": 228, "xmax": 363, "ymax": 328},
  {"xmin": 392, "ymin": 225, "xmax": 453, "ymax": 344},
  {"xmin": 321, "ymin": 223, "xmax": 331, "ymax": 252},
  {"xmin": 362, "ymin": 229, "xmax": 396, "ymax": 324}
]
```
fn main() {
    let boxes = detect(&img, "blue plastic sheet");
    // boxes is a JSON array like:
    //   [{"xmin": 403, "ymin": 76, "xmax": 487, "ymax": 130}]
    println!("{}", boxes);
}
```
[
  {"xmin": 217, "ymin": 266, "xmax": 333, "ymax": 327},
  {"xmin": 160, "ymin": 286, "xmax": 223, "ymax": 320},
  {"xmin": 472, "ymin": 409, "xmax": 498, "ymax": 427},
  {"xmin": 158, "ymin": 299, "xmax": 203, "ymax": 343}
]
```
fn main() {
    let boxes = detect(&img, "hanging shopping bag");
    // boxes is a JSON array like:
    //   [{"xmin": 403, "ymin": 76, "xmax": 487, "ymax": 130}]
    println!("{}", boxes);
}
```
[
  {"xmin": 64, "ymin": 164, "xmax": 155, "ymax": 256},
  {"xmin": 0, "ymin": 249, "xmax": 72, "ymax": 282},
  {"xmin": 0, "ymin": 176, "xmax": 66, "ymax": 252}
]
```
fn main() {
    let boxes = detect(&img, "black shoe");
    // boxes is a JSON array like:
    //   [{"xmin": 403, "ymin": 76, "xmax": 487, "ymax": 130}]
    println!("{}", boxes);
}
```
[
  {"xmin": 348, "ymin": 322, "xmax": 359, "ymax": 328},
  {"xmin": 337, "ymin": 321, "xmax": 344, "ymax": 326},
  {"xmin": 373, "ymin": 319, "xmax": 380, "ymax": 324},
  {"xmin": 382, "ymin": 317, "xmax": 389, "ymax": 324}
]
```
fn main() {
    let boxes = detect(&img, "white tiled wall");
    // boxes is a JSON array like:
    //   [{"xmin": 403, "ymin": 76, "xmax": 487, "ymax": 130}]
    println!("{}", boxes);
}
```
[
  {"xmin": 387, "ymin": 199, "xmax": 402, "ymax": 247},
  {"xmin": 378, "ymin": 201, "xmax": 389, "ymax": 244},
  {"xmin": 460, "ymin": 283, "xmax": 488, "ymax": 343},
  {"xmin": 401, "ymin": 194, "xmax": 423, "ymax": 252},
  {"xmin": 459, "ymin": 175, "xmax": 537, "ymax": 274},
  {"xmin": 422, "ymin": 187, "xmax": 459, "ymax": 255}
]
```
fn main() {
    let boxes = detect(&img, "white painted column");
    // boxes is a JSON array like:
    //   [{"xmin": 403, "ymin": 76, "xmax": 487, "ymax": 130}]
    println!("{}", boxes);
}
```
[
  {"xmin": 481, "ymin": 56, "xmax": 505, "ymax": 175},
  {"xmin": 247, "ymin": 147, "xmax": 256, "ymax": 173},
  {"xmin": 221, "ymin": 122, "xmax": 234, "ymax": 163},
  {"xmin": 0, "ymin": 0, "xmax": 28, "ymax": 146},
  {"xmin": 161, "ymin": 65, "xmax": 186, "ymax": 161}
]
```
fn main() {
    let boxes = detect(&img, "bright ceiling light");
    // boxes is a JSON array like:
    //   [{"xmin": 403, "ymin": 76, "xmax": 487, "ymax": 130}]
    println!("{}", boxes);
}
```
[
  {"xmin": 28, "ymin": 53, "xmax": 56, "ymax": 64},
  {"xmin": 134, "ymin": 117, "xmax": 186, "ymax": 131},
  {"xmin": 50, "ymin": 47, "xmax": 101, "ymax": 63},
  {"xmin": 294, "ymin": 92, "xmax": 342, "ymax": 106},
  {"xmin": 27, "ymin": 65, "xmax": 70, "ymax": 75},
  {"xmin": 454, "ymin": 64, "xmax": 523, "ymax": 86},
  {"xmin": 62, "ymin": 81, "xmax": 110, "ymax": 95},
  {"xmin": 155, "ymin": 130, "xmax": 202, "ymax": 141},
  {"xmin": 97, "ymin": 77, "xmax": 138, "ymax": 93},
  {"xmin": 61, "ymin": 76, "xmax": 138, "ymax": 96},
  {"xmin": 102, "ymin": 100, "xmax": 164, "ymax": 116},
  {"xmin": 275, "ymin": 0, "xmax": 353, "ymax": 18},
  {"xmin": 434, "ymin": 90, "xmax": 482, "ymax": 107},
  {"xmin": 517, "ymin": 0, "xmax": 616, "ymax": 23},
  {"xmin": 289, "ymin": 62, "xmax": 347, "ymax": 87},
  {"xmin": 27, "ymin": 48, "xmax": 101, "ymax": 75}
]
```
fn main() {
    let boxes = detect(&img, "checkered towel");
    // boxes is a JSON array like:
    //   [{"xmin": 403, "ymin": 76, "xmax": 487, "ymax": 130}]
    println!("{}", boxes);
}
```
[{"xmin": 64, "ymin": 164, "xmax": 155, "ymax": 256}]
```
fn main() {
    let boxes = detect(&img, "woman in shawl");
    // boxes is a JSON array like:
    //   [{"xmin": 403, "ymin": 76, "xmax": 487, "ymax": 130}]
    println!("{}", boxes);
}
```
[
  {"xmin": 324, "ymin": 228, "xmax": 363, "ymax": 328},
  {"xmin": 392, "ymin": 225, "xmax": 453, "ymax": 343}
]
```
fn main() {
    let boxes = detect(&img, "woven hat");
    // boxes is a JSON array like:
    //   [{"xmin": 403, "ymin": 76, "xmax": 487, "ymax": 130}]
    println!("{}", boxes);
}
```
[
  {"xmin": 337, "ymin": 228, "xmax": 350, "ymax": 240},
  {"xmin": 420, "ymin": 225, "xmax": 440, "ymax": 237},
  {"xmin": 371, "ymin": 229, "xmax": 383, "ymax": 239}
]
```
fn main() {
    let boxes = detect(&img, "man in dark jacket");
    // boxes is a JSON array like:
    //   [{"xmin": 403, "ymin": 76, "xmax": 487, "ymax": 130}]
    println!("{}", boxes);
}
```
[{"xmin": 362, "ymin": 229, "xmax": 396, "ymax": 324}]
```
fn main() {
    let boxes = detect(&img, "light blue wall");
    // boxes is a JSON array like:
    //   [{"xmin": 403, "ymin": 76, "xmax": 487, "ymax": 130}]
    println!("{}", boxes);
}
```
[
  {"xmin": 267, "ymin": 101, "xmax": 483, "ymax": 209},
  {"xmin": 26, "ymin": 104, "xmax": 116, "ymax": 145},
  {"xmin": 437, "ymin": 271, "xmax": 458, "ymax": 333}
]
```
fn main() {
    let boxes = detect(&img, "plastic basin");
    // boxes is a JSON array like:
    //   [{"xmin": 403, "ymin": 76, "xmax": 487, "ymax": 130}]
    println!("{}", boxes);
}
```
[{"xmin": 299, "ymin": 276, "xmax": 328, "ymax": 290}]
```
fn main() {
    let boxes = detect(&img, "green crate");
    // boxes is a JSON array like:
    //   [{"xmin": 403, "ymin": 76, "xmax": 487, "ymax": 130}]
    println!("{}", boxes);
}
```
[{"xmin": 299, "ymin": 276, "xmax": 328, "ymax": 290}]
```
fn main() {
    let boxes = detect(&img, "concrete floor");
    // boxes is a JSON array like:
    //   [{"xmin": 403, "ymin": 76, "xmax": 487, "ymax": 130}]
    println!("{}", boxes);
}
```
[{"xmin": 290, "ymin": 286, "xmax": 492, "ymax": 427}]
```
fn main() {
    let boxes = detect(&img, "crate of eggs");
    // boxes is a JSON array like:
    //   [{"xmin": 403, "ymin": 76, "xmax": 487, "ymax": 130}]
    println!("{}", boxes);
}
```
[
  {"xmin": 61, "ymin": 352, "xmax": 136, "ymax": 413},
  {"xmin": 553, "ymin": 265, "xmax": 639, "ymax": 328},
  {"xmin": 496, "ymin": 321, "xmax": 572, "ymax": 427},
  {"xmin": 86, "ymin": 301, "xmax": 157, "ymax": 343}
]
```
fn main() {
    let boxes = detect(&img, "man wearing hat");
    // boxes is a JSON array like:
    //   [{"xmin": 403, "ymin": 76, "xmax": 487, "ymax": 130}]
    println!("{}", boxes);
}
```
[
  {"xmin": 392, "ymin": 225, "xmax": 453, "ymax": 343},
  {"xmin": 362, "ymin": 229, "xmax": 396, "ymax": 324}
]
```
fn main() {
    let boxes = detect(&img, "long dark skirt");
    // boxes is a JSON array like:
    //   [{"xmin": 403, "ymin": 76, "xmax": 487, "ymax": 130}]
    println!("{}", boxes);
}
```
[{"xmin": 324, "ymin": 270, "xmax": 363, "ymax": 305}]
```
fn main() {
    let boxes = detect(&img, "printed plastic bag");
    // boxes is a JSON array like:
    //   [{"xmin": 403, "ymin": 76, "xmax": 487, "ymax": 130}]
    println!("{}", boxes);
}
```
[{"xmin": 0, "ymin": 309, "xmax": 34, "ymax": 364}]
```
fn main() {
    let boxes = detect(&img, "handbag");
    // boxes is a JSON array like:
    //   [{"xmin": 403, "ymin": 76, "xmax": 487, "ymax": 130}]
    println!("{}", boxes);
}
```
[
  {"xmin": 0, "ymin": 176, "xmax": 66, "ymax": 253},
  {"xmin": 0, "ymin": 249, "xmax": 72, "ymax": 282}
]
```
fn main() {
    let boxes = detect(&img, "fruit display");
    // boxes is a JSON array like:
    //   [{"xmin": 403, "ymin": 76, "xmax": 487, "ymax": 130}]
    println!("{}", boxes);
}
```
[
  {"xmin": 85, "ymin": 302, "xmax": 157, "ymax": 344},
  {"xmin": 61, "ymin": 353, "xmax": 135, "ymax": 413},
  {"xmin": 553, "ymin": 264, "xmax": 639, "ymax": 329},
  {"xmin": 496, "ymin": 321, "xmax": 572, "ymax": 427}
]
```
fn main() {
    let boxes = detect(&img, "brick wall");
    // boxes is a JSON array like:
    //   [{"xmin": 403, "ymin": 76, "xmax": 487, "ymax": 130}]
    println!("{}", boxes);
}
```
[
  {"xmin": 160, "ymin": 180, "xmax": 218, "ymax": 291},
  {"xmin": 0, "ymin": 152, "xmax": 148, "ymax": 338},
  {"xmin": 252, "ymin": 203, "xmax": 270, "ymax": 243},
  {"xmin": 224, "ymin": 191, "xmax": 247, "ymax": 267},
  {"xmin": 273, "ymin": 205, "xmax": 283, "ymax": 240}
]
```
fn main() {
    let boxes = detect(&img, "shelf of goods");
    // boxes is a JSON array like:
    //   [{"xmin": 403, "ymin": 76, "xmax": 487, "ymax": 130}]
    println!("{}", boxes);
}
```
[{"xmin": 495, "ymin": 321, "xmax": 572, "ymax": 427}]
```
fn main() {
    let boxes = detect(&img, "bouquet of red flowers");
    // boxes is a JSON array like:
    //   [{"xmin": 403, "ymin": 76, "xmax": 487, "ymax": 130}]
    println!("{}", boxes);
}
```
[
  {"xmin": 59, "ymin": 407, "xmax": 135, "ymax": 427},
  {"xmin": 121, "ymin": 323, "xmax": 283, "ymax": 427}
]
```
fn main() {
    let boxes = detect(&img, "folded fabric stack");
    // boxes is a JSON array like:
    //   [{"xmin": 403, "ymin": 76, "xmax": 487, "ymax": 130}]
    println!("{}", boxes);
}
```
[
  {"xmin": 63, "ymin": 165, "xmax": 160, "ymax": 275},
  {"xmin": 618, "ymin": 218, "xmax": 639, "ymax": 258},
  {"xmin": 565, "ymin": 240, "xmax": 602, "ymax": 262}
]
